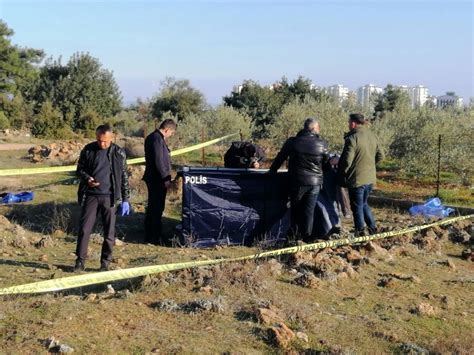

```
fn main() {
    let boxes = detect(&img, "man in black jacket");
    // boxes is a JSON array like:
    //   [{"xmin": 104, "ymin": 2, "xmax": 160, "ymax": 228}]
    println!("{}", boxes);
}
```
[
  {"xmin": 224, "ymin": 141, "xmax": 265, "ymax": 169},
  {"xmin": 143, "ymin": 119, "xmax": 177, "ymax": 245},
  {"xmin": 270, "ymin": 118, "xmax": 329, "ymax": 242},
  {"xmin": 75, "ymin": 124, "xmax": 130, "ymax": 272}
]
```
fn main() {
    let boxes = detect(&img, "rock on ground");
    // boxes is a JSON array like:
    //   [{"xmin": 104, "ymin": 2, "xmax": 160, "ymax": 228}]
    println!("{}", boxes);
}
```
[{"xmin": 411, "ymin": 303, "xmax": 437, "ymax": 317}]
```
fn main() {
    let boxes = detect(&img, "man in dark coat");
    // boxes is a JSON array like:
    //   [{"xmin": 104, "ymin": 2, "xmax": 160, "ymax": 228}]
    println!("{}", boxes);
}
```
[
  {"xmin": 143, "ymin": 119, "xmax": 177, "ymax": 245},
  {"xmin": 270, "ymin": 118, "xmax": 329, "ymax": 242},
  {"xmin": 224, "ymin": 141, "xmax": 265, "ymax": 168},
  {"xmin": 75, "ymin": 124, "xmax": 130, "ymax": 272},
  {"xmin": 338, "ymin": 113, "xmax": 384, "ymax": 236}
]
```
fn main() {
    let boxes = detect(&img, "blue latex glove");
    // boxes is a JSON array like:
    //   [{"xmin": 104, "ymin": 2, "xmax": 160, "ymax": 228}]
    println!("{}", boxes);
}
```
[{"xmin": 119, "ymin": 201, "xmax": 130, "ymax": 216}]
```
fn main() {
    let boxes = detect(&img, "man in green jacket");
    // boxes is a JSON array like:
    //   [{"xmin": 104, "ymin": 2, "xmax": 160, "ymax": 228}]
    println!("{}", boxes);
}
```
[{"xmin": 338, "ymin": 113, "xmax": 384, "ymax": 236}]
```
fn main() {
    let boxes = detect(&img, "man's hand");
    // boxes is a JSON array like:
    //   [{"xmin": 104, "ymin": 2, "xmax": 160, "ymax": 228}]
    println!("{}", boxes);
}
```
[
  {"xmin": 87, "ymin": 177, "xmax": 100, "ymax": 188},
  {"xmin": 119, "ymin": 201, "xmax": 130, "ymax": 216}
]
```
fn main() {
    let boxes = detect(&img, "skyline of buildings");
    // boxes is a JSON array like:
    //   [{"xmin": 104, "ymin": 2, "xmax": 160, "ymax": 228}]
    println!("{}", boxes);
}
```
[
  {"xmin": 325, "ymin": 85, "xmax": 349, "ymax": 104},
  {"xmin": 436, "ymin": 93, "xmax": 464, "ymax": 108},
  {"xmin": 233, "ymin": 81, "xmax": 466, "ymax": 109},
  {"xmin": 355, "ymin": 84, "xmax": 383, "ymax": 108},
  {"xmin": 325, "ymin": 83, "xmax": 464, "ymax": 108}
]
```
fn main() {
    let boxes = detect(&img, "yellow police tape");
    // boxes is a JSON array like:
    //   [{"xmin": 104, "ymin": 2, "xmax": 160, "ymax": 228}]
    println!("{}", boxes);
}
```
[
  {"xmin": 0, "ymin": 214, "xmax": 472, "ymax": 295},
  {"xmin": 0, "ymin": 133, "xmax": 239, "ymax": 177}
]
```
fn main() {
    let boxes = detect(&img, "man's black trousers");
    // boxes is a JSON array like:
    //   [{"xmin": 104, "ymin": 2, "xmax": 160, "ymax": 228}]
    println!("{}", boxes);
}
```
[
  {"xmin": 144, "ymin": 181, "xmax": 167, "ymax": 245},
  {"xmin": 76, "ymin": 195, "xmax": 116, "ymax": 265},
  {"xmin": 289, "ymin": 184, "xmax": 321, "ymax": 241}
]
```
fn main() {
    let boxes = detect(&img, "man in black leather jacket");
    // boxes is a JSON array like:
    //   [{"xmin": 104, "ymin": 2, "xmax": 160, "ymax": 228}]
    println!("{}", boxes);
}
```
[
  {"xmin": 270, "ymin": 118, "xmax": 329, "ymax": 242},
  {"xmin": 143, "ymin": 118, "xmax": 177, "ymax": 245},
  {"xmin": 224, "ymin": 141, "xmax": 265, "ymax": 168},
  {"xmin": 75, "ymin": 124, "xmax": 130, "ymax": 272}
]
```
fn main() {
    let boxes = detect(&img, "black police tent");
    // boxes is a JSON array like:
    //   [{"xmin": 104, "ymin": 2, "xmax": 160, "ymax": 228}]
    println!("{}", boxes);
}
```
[
  {"xmin": 181, "ymin": 167, "xmax": 290, "ymax": 247},
  {"xmin": 180, "ymin": 167, "xmax": 341, "ymax": 248}
]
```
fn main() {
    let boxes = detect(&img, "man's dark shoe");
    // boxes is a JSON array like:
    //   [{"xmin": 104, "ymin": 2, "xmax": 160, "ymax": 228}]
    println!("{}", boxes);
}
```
[
  {"xmin": 368, "ymin": 226, "xmax": 379, "ymax": 235},
  {"xmin": 73, "ymin": 259, "xmax": 85, "ymax": 272},
  {"xmin": 100, "ymin": 262, "xmax": 110, "ymax": 271},
  {"xmin": 354, "ymin": 229, "xmax": 368, "ymax": 238},
  {"xmin": 328, "ymin": 226, "xmax": 341, "ymax": 235},
  {"xmin": 328, "ymin": 233, "xmax": 342, "ymax": 241}
]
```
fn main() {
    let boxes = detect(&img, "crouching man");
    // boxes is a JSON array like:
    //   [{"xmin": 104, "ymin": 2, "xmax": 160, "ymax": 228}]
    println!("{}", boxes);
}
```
[
  {"xmin": 74, "ymin": 124, "xmax": 130, "ymax": 272},
  {"xmin": 224, "ymin": 141, "xmax": 265, "ymax": 168}
]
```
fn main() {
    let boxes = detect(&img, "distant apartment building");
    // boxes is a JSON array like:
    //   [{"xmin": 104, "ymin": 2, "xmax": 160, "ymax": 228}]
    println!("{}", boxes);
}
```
[
  {"xmin": 357, "ymin": 84, "xmax": 383, "ymax": 107},
  {"xmin": 437, "ymin": 93, "xmax": 464, "ymax": 108},
  {"xmin": 409, "ymin": 85, "xmax": 429, "ymax": 107},
  {"xmin": 232, "ymin": 85, "xmax": 244, "ymax": 94},
  {"xmin": 267, "ymin": 82, "xmax": 278, "ymax": 91},
  {"xmin": 426, "ymin": 95, "xmax": 438, "ymax": 107},
  {"xmin": 396, "ymin": 85, "xmax": 410, "ymax": 94},
  {"xmin": 395, "ymin": 85, "xmax": 411, "ymax": 106},
  {"xmin": 389, "ymin": 84, "xmax": 429, "ymax": 108},
  {"xmin": 325, "ymin": 84, "xmax": 349, "ymax": 103},
  {"xmin": 268, "ymin": 81, "xmax": 319, "ymax": 91}
]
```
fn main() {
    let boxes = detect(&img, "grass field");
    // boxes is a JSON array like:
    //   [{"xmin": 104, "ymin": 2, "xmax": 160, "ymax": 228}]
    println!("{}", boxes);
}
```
[
  {"xmin": 0, "ymin": 207, "xmax": 473, "ymax": 353},
  {"xmin": 0, "ymin": 142, "xmax": 473, "ymax": 353}
]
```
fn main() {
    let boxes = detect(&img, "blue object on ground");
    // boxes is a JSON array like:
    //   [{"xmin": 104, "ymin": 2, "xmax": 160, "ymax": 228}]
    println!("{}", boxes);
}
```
[
  {"xmin": 0, "ymin": 191, "xmax": 34, "ymax": 204},
  {"xmin": 409, "ymin": 197, "xmax": 454, "ymax": 218}
]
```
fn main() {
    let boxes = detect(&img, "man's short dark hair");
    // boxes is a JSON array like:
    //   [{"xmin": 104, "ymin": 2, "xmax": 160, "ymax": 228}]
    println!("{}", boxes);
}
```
[
  {"xmin": 242, "ymin": 142, "xmax": 257, "ymax": 158},
  {"xmin": 96, "ymin": 124, "xmax": 113, "ymax": 135},
  {"xmin": 159, "ymin": 119, "xmax": 177, "ymax": 130},
  {"xmin": 349, "ymin": 113, "xmax": 366, "ymax": 125}
]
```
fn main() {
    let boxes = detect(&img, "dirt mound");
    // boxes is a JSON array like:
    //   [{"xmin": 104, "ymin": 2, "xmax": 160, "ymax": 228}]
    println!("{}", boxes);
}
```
[
  {"xmin": 448, "ymin": 222, "xmax": 473, "ymax": 245},
  {"xmin": 252, "ymin": 304, "xmax": 301, "ymax": 349},
  {"xmin": 374, "ymin": 220, "xmax": 472, "ymax": 256},
  {"xmin": 286, "ymin": 248, "xmax": 359, "ymax": 286},
  {"xmin": 126, "ymin": 165, "xmax": 146, "ymax": 196},
  {"xmin": 118, "ymin": 137, "xmax": 144, "ymax": 158},
  {"xmin": 0, "ymin": 214, "xmax": 12, "ymax": 228},
  {"xmin": 27, "ymin": 141, "xmax": 84, "ymax": 164},
  {"xmin": 0, "ymin": 215, "xmax": 58, "ymax": 252},
  {"xmin": 152, "ymin": 296, "xmax": 227, "ymax": 314},
  {"xmin": 0, "ymin": 215, "xmax": 26, "ymax": 237},
  {"xmin": 280, "ymin": 219, "xmax": 472, "ymax": 287},
  {"xmin": 137, "ymin": 260, "xmax": 271, "ymax": 293}
]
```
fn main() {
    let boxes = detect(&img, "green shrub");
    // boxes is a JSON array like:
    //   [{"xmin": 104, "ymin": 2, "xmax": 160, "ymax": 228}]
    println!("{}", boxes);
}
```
[
  {"xmin": 31, "ymin": 101, "xmax": 73, "ymax": 138},
  {"xmin": 110, "ymin": 110, "xmax": 143, "ymax": 137},
  {"xmin": 371, "ymin": 106, "xmax": 473, "ymax": 185},
  {"xmin": 0, "ymin": 111, "xmax": 10, "ymax": 129},
  {"xmin": 75, "ymin": 110, "xmax": 101, "ymax": 138}
]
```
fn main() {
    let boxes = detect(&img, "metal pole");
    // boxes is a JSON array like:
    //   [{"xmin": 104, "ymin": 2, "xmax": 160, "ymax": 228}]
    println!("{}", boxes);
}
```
[
  {"xmin": 201, "ymin": 127, "xmax": 205, "ymax": 166},
  {"xmin": 436, "ymin": 134, "xmax": 441, "ymax": 197}
]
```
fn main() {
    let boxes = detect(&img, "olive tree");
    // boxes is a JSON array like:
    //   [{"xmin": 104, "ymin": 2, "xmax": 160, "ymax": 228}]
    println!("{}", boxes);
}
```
[{"xmin": 270, "ymin": 96, "xmax": 347, "ymax": 153}]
